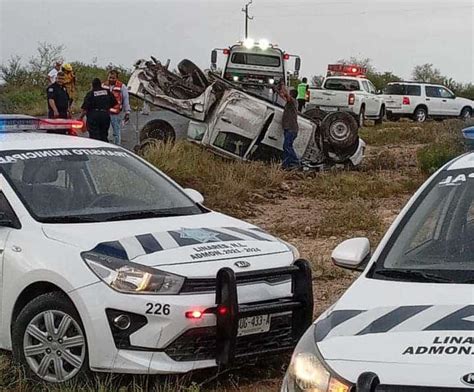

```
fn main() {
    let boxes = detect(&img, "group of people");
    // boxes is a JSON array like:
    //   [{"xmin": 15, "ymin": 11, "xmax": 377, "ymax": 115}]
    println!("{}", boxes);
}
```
[{"xmin": 46, "ymin": 61, "xmax": 130, "ymax": 144}]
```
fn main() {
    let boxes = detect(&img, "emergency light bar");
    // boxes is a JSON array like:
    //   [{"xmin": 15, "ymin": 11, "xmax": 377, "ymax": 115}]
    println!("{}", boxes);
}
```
[
  {"xmin": 0, "ymin": 115, "xmax": 84, "ymax": 136},
  {"xmin": 327, "ymin": 64, "xmax": 367, "ymax": 77}
]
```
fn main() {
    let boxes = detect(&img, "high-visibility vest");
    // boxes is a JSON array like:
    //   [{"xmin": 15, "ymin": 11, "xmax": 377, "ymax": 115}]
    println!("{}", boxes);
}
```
[
  {"xmin": 102, "ymin": 80, "xmax": 123, "ymax": 114},
  {"xmin": 297, "ymin": 83, "xmax": 308, "ymax": 100}
]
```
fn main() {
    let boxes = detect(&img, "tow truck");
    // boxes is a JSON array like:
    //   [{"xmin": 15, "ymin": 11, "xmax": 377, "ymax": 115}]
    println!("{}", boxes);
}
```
[
  {"xmin": 308, "ymin": 64, "xmax": 386, "ymax": 127},
  {"xmin": 211, "ymin": 38, "xmax": 301, "ymax": 102}
]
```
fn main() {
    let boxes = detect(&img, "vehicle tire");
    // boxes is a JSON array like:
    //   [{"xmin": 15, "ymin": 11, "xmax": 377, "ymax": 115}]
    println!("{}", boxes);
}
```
[
  {"xmin": 358, "ymin": 106, "xmax": 365, "ymax": 127},
  {"xmin": 12, "ymin": 292, "xmax": 88, "ymax": 383},
  {"xmin": 461, "ymin": 107, "xmax": 472, "ymax": 121},
  {"xmin": 321, "ymin": 111, "xmax": 359, "ymax": 151},
  {"xmin": 374, "ymin": 106, "xmax": 385, "ymax": 125},
  {"xmin": 140, "ymin": 120, "xmax": 176, "ymax": 143},
  {"xmin": 177, "ymin": 59, "xmax": 209, "ymax": 90},
  {"xmin": 304, "ymin": 107, "xmax": 326, "ymax": 123},
  {"xmin": 413, "ymin": 106, "xmax": 428, "ymax": 123}
]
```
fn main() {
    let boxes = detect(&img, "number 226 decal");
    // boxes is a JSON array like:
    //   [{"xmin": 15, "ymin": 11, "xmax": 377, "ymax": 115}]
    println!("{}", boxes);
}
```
[{"xmin": 145, "ymin": 303, "xmax": 171, "ymax": 315}]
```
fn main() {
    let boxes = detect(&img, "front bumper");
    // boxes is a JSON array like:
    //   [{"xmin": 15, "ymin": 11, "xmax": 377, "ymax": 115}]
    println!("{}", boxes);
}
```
[{"xmin": 72, "ymin": 260, "xmax": 313, "ymax": 374}]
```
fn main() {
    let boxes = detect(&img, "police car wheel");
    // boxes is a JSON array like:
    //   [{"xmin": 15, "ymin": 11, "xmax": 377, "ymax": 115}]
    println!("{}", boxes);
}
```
[
  {"xmin": 140, "ymin": 120, "xmax": 176, "ymax": 143},
  {"xmin": 12, "ymin": 292, "xmax": 88, "ymax": 383}
]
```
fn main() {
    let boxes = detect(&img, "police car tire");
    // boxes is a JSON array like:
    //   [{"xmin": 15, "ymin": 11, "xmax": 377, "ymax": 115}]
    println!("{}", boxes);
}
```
[
  {"xmin": 321, "ymin": 111, "xmax": 359, "ymax": 151},
  {"xmin": 12, "ymin": 292, "xmax": 89, "ymax": 383},
  {"xmin": 140, "ymin": 120, "xmax": 176, "ymax": 143},
  {"xmin": 177, "ymin": 59, "xmax": 209, "ymax": 90}
]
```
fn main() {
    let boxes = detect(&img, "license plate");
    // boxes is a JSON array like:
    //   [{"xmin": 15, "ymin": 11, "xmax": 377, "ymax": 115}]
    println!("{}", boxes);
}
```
[
  {"xmin": 237, "ymin": 314, "xmax": 271, "ymax": 337},
  {"xmin": 322, "ymin": 106, "xmax": 338, "ymax": 112}
]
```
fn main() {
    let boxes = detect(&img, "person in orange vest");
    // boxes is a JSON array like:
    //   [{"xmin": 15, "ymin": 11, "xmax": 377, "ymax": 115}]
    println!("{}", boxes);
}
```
[
  {"xmin": 102, "ymin": 69, "xmax": 131, "ymax": 145},
  {"xmin": 61, "ymin": 63, "xmax": 76, "ymax": 107}
]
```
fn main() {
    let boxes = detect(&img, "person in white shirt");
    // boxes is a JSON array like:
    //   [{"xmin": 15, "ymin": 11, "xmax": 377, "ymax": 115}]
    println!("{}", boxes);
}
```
[{"xmin": 47, "ymin": 61, "xmax": 63, "ymax": 84}]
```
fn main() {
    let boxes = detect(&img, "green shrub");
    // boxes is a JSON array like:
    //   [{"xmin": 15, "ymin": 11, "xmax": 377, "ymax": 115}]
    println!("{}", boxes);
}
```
[{"xmin": 417, "ymin": 142, "xmax": 464, "ymax": 174}]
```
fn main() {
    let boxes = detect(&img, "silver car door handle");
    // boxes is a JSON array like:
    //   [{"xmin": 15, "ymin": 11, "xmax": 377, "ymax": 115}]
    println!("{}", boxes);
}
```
[
  {"xmin": 268, "ymin": 136, "xmax": 277, "ymax": 141},
  {"xmin": 221, "ymin": 117, "xmax": 232, "ymax": 124},
  {"xmin": 442, "ymin": 99, "xmax": 447, "ymax": 102},
  {"xmin": 426, "ymin": 98, "xmax": 431, "ymax": 101}
]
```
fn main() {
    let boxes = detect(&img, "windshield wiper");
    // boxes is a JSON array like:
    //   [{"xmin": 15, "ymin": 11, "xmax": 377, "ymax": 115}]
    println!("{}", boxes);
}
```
[
  {"xmin": 42, "ymin": 215, "xmax": 99, "ymax": 223},
  {"xmin": 375, "ymin": 269, "xmax": 453, "ymax": 283},
  {"xmin": 103, "ymin": 210, "xmax": 186, "ymax": 222}
]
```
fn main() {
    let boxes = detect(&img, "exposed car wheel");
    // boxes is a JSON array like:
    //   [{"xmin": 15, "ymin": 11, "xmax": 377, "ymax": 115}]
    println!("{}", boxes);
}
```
[
  {"xmin": 140, "ymin": 120, "xmax": 176, "ymax": 143},
  {"xmin": 304, "ymin": 107, "xmax": 326, "ymax": 123},
  {"xmin": 374, "ymin": 106, "xmax": 385, "ymax": 125},
  {"xmin": 413, "ymin": 107, "xmax": 428, "ymax": 123},
  {"xmin": 461, "ymin": 107, "xmax": 472, "ymax": 120},
  {"xmin": 358, "ymin": 107, "xmax": 365, "ymax": 127},
  {"xmin": 321, "ymin": 111, "xmax": 359, "ymax": 159},
  {"xmin": 12, "ymin": 292, "xmax": 88, "ymax": 383}
]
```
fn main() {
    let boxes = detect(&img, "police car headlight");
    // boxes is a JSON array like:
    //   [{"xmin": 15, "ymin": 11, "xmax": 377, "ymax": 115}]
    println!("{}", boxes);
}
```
[
  {"xmin": 282, "ymin": 327, "xmax": 350, "ymax": 392},
  {"xmin": 82, "ymin": 252, "xmax": 185, "ymax": 294}
]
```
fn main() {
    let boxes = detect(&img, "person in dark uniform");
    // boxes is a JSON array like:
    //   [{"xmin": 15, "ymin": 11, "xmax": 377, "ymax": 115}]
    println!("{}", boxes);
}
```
[
  {"xmin": 46, "ymin": 71, "xmax": 71, "ymax": 134},
  {"xmin": 47, "ymin": 71, "xmax": 70, "ymax": 119},
  {"xmin": 79, "ymin": 78, "xmax": 117, "ymax": 142}
]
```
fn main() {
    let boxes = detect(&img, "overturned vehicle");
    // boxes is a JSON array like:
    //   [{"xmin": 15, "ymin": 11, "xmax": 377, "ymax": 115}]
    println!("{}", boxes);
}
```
[{"xmin": 127, "ymin": 57, "xmax": 366, "ymax": 168}]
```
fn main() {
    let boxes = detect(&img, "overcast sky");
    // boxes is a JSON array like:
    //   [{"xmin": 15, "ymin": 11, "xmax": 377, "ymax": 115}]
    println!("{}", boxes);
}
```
[{"xmin": 0, "ymin": 0, "xmax": 473, "ymax": 83}]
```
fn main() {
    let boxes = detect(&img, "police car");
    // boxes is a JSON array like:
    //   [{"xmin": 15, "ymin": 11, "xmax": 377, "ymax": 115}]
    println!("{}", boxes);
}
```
[
  {"xmin": 0, "ymin": 115, "xmax": 312, "ymax": 383},
  {"xmin": 282, "ymin": 152, "xmax": 474, "ymax": 391}
]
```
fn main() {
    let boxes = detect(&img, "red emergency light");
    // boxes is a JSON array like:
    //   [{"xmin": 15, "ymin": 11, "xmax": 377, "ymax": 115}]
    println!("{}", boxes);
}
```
[
  {"xmin": 327, "ymin": 64, "xmax": 367, "ymax": 77},
  {"xmin": 185, "ymin": 310, "xmax": 203, "ymax": 319},
  {"xmin": 283, "ymin": 53, "xmax": 290, "ymax": 60},
  {"xmin": 223, "ymin": 48, "xmax": 230, "ymax": 55},
  {"xmin": 39, "ymin": 119, "xmax": 84, "ymax": 136}
]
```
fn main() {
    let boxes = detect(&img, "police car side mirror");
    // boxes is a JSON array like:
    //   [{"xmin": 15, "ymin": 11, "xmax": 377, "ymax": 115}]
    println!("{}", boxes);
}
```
[
  {"xmin": 211, "ymin": 50, "xmax": 218, "ymax": 70},
  {"xmin": 295, "ymin": 57, "xmax": 301, "ymax": 72},
  {"xmin": 332, "ymin": 237, "xmax": 370, "ymax": 271},
  {"xmin": 185, "ymin": 188, "xmax": 204, "ymax": 204}
]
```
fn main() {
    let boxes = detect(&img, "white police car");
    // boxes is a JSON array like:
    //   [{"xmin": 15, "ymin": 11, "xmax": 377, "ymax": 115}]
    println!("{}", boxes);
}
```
[
  {"xmin": 282, "ymin": 152, "xmax": 474, "ymax": 391},
  {"xmin": 0, "ymin": 116, "xmax": 313, "ymax": 383}
]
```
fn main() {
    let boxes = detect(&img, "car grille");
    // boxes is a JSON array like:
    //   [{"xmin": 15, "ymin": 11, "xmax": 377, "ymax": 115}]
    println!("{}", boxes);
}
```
[
  {"xmin": 164, "ymin": 313, "xmax": 296, "ymax": 362},
  {"xmin": 180, "ymin": 274, "xmax": 291, "ymax": 294}
]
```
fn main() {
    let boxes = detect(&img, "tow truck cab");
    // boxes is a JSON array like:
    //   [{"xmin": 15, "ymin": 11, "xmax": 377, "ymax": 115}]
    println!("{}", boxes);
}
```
[{"xmin": 211, "ymin": 39, "xmax": 301, "ymax": 91}]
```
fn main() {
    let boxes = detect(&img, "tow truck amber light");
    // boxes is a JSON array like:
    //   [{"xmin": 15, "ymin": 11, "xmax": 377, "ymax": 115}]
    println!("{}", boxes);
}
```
[
  {"xmin": 403, "ymin": 96, "xmax": 411, "ymax": 105},
  {"xmin": 185, "ymin": 310, "xmax": 203, "ymax": 319}
]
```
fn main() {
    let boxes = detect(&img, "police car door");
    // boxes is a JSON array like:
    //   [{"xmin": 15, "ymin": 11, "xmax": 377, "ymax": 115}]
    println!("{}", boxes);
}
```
[{"xmin": 0, "ymin": 178, "xmax": 19, "ymax": 326}]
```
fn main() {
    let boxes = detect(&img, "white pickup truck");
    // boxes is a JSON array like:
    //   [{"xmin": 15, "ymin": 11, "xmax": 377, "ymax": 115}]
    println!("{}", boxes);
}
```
[{"xmin": 308, "ymin": 76, "xmax": 385, "ymax": 126}]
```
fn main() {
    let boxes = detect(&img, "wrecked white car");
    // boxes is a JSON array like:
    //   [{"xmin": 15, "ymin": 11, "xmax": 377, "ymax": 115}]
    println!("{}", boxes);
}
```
[{"xmin": 127, "ymin": 58, "xmax": 366, "ymax": 168}]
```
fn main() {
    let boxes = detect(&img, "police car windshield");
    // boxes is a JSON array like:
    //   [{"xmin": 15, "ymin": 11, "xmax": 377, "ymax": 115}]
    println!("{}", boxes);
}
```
[
  {"xmin": 374, "ymin": 169, "xmax": 474, "ymax": 283},
  {"xmin": 0, "ymin": 148, "xmax": 202, "ymax": 223}
]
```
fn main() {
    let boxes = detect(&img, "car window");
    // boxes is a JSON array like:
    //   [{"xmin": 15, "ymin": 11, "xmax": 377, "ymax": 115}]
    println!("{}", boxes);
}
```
[
  {"xmin": 439, "ymin": 87, "xmax": 454, "ymax": 99},
  {"xmin": 375, "ymin": 169, "xmax": 474, "ymax": 282},
  {"xmin": 361, "ymin": 81, "xmax": 370, "ymax": 92},
  {"xmin": 425, "ymin": 86, "xmax": 442, "ymax": 98},
  {"xmin": 323, "ymin": 78, "xmax": 360, "ymax": 91},
  {"xmin": 367, "ymin": 81, "xmax": 377, "ymax": 94},
  {"xmin": 406, "ymin": 85, "xmax": 421, "ymax": 96},
  {"xmin": 0, "ymin": 148, "xmax": 202, "ymax": 223}
]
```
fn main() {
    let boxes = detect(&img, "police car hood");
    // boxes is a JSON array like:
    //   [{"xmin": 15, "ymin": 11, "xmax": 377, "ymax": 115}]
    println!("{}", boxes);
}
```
[
  {"xmin": 42, "ymin": 211, "xmax": 293, "ymax": 275},
  {"xmin": 315, "ymin": 276, "xmax": 474, "ymax": 387}
]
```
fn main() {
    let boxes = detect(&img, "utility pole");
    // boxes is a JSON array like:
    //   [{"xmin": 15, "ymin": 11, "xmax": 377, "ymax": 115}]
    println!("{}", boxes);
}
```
[{"xmin": 242, "ymin": 0, "xmax": 254, "ymax": 39}]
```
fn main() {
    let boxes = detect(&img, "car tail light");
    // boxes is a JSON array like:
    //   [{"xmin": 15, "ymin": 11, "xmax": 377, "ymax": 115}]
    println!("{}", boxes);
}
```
[
  {"xmin": 223, "ymin": 48, "xmax": 230, "ymax": 55},
  {"xmin": 283, "ymin": 53, "xmax": 290, "ymax": 60},
  {"xmin": 402, "ymin": 96, "xmax": 410, "ymax": 105},
  {"xmin": 185, "ymin": 310, "xmax": 203, "ymax": 319},
  {"xmin": 348, "ymin": 93, "xmax": 355, "ymax": 105}
]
